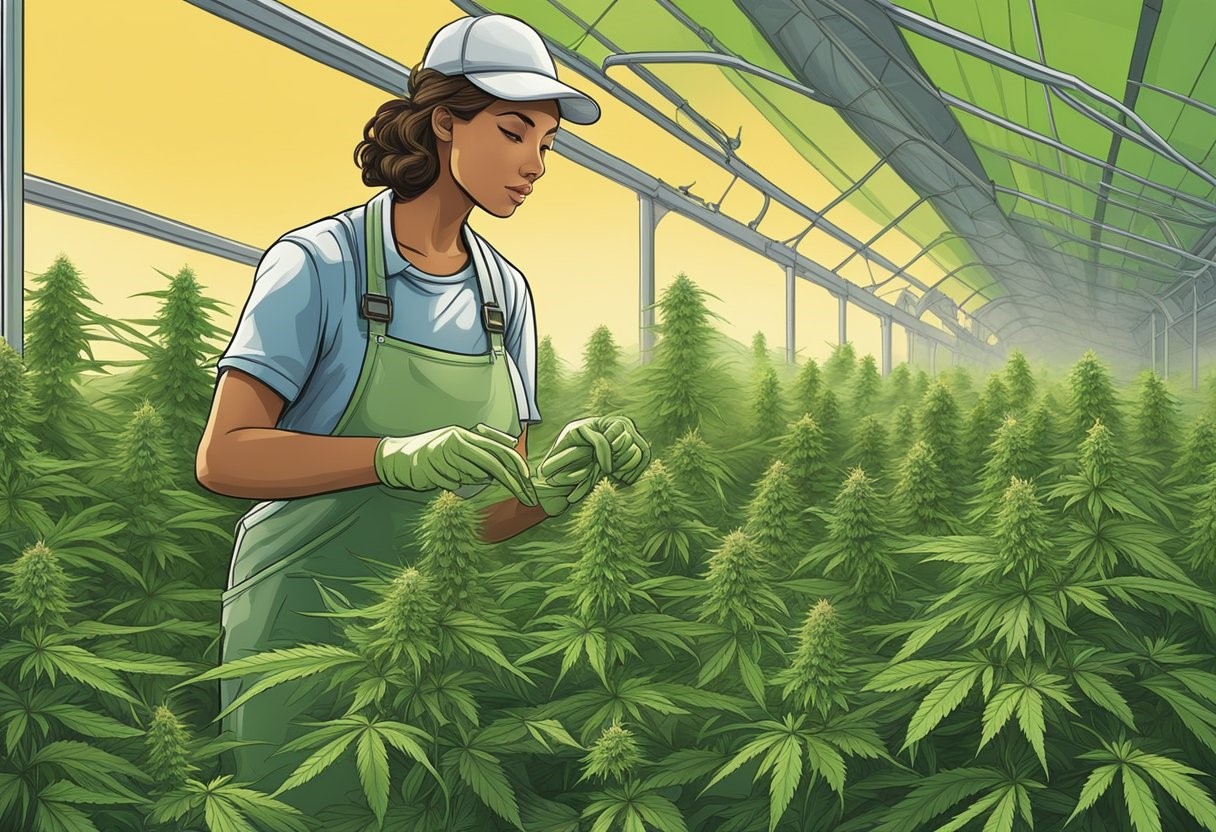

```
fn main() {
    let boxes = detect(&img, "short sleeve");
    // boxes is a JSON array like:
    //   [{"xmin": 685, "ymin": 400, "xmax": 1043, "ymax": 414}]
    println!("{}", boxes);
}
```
[
  {"xmin": 503, "ymin": 267, "xmax": 542, "ymax": 425},
  {"xmin": 216, "ymin": 239, "xmax": 323, "ymax": 405}
]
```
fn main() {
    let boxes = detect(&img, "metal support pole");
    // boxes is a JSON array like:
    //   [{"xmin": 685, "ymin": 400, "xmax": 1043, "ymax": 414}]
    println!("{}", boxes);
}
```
[
  {"xmin": 1151, "ymin": 312, "xmax": 1156, "ymax": 374},
  {"xmin": 2, "ymin": 0, "xmax": 22, "ymax": 356},
  {"xmin": 838, "ymin": 294, "xmax": 847, "ymax": 345},
  {"xmin": 880, "ymin": 315, "xmax": 892, "ymax": 377},
  {"xmin": 638, "ymin": 194, "xmax": 656, "ymax": 366},
  {"xmin": 1165, "ymin": 318, "xmax": 1170, "ymax": 379},
  {"xmin": 930, "ymin": 341, "xmax": 937, "ymax": 376},
  {"xmin": 785, "ymin": 264, "xmax": 795, "ymax": 364},
  {"xmin": 1194, "ymin": 281, "xmax": 1200, "ymax": 391},
  {"xmin": 906, "ymin": 329, "xmax": 914, "ymax": 367}
]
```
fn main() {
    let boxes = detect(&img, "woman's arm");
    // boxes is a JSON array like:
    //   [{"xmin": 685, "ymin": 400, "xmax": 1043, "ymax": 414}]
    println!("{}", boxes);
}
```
[
  {"xmin": 196, "ymin": 368, "xmax": 382, "ymax": 499},
  {"xmin": 197, "ymin": 369, "xmax": 547, "ymax": 543}
]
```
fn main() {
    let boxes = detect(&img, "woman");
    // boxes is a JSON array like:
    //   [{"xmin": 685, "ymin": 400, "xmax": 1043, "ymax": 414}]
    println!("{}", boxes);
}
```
[{"xmin": 195, "ymin": 14, "xmax": 650, "ymax": 815}]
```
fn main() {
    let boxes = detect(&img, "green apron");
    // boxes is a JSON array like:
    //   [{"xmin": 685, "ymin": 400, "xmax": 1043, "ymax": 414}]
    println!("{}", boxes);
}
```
[{"xmin": 218, "ymin": 192, "xmax": 522, "ymax": 816}]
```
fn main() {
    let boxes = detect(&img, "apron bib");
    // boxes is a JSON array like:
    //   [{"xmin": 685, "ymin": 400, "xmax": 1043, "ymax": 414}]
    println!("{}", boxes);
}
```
[{"xmin": 217, "ymin": 193, "xmax": 521, "ymax": 814}]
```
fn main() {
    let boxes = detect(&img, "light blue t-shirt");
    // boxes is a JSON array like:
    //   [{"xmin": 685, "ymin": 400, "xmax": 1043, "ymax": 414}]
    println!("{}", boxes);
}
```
[{"xmin": 215, "ymin": 188, "xmax": 542, "ymax": 435}]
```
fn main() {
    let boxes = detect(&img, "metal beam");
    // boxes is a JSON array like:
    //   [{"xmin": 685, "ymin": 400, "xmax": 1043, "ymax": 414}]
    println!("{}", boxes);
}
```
[
  {"xmin": 785, "ymin": 264, "xmax": 795, "ymax": 364},
  {"xmin": 638, "ymin": 194, "xmax": 661, "ymax": 366},
  {"xmin": 975, "ymin": 140, "xmax": 1215, "ymax": 226},
  {"xmin": 1093, "ymin": 0, "xmax": 1161, "ymax": 276},
  {"xmin": 994, "ymin": 185, "xmax": 1216, "ymax": 268},
  {"xmin": 880, "ymin": 314, "xmax": 892, "ymax": 376},
  {"xmin": 2, "ymin": 0, "xmax": 21, "ymax": 355},
  {"xmin": 878, "ymin": 0, "xmax": 1216, "ymax": 191},
  {"xmin": 1130, "ymin": 79, "xmax": 1216, "ymax": 120},
  {"xmin": 941, "ymin": 91, "xmax": 1216, "ymax": 213},
  {"xmin": 1006, "ymin": 215, "xmax": 1187, "ymax": 278},
  {"xmin": 24, "ymin": 175, "xmax": 263, "ymax": 266}
]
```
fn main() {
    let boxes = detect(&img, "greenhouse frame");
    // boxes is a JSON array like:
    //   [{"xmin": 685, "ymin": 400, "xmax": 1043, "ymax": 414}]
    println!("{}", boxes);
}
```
[{"xmin": 5, "ymin": 0, "xmax": 1212, "ymax": 384}]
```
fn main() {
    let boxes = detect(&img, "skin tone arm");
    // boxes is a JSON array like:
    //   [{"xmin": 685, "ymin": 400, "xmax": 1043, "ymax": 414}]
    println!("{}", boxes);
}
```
[{"xmin": 195, "ymin": 368, "xmax": 548, "ymax": 544}]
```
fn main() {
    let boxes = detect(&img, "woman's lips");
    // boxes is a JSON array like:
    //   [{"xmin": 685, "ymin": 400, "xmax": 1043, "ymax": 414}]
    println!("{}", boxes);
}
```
[{"xmin": 506, "ymin": 185, "xmax": 530, "ymax": 204}]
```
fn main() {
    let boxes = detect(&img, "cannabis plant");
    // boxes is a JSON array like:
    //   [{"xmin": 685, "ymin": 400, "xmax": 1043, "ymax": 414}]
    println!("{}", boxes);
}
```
[
  {"xmin": 846, "ymin": 415, "xmax": 889, "ymax": 482},
  {"xmin": 752, "ymin": 365, "xmax": 787, "ymax": 442},
  {"xmin": 631, "ymin": 458, "xmax": 715, "ymax": 574},
  {"xmin": 790, "ymin": 357, "xmax": 822, "ymax": 417},
  {"xmin": 1134, "ymin": 370, "xmax": 1179, "ymax": 465},
  {"xmin": 112, "ymin": 264, "xmax": 231, "ymax": 477},
  {"xmin": 22, "ymin": 255, "xmax": 109, "ymax": 460},
  {"xmin": 771, "ymin": 598, "xmax": 850, "ymax": 718},
  {"xmin": 778, "ymin": 414, "xmax": 832, "ymax": 507},
  {"xmin": 885, "ymin": 362, "xmax": 912, "ymax": 410},
  {"xmin": 822, "ymin": 341, "xmax": 857, "ymax": 388},
  {"xmin": 743, "ymin": 459, "xmax": 809, "ymax": 577},
  {"xmin": 799, "ymin": 469, "xmax": 898, "ymax": 612},
  {"xmin": 916, "ymin": 380, "xmax": 961, "ymax": 484},
  {"xmin": 634, "ymin": 274, "xmax": 730, "ymax": 447},
  {"xmin": 1004, "ymin": 349, "xmax": 1036, "ymax": 410},
  {"xmin": 1066, "ymin": 350, "xmax": 1123, "ymax": 443},
  {"xmin": 417, "ymin": 491, "xmax": 490, "ymax": 612},
  {"xmin": 852, "ymin": 354, "xmax": 882, "ymax": 417},
  {"xmin": 892, "ymin": 440, "xmax": 957, "ymax": 536}
]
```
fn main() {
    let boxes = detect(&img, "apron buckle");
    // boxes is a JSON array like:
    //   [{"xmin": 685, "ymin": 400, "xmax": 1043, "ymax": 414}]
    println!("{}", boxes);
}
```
[
  {"xmin": 482, "ymin": 302, "xmax": 505, "ymax": 333},
  {"xmin": 361, "ymin": 293, "xmax": 393, "ymax": 323}
]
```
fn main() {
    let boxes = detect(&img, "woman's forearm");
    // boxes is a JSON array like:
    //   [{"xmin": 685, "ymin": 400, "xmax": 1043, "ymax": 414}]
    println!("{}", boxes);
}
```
[
  {"xmin": 197, "ymin": 428, "xmax": 382, "ymax": 499},
  {"xmin": 197, "ymin": 429, "xmax": 550, "ymax": 541},
  {"xmin": 480, "ymin": 497, "xmax": 548, "ymax": 542}
]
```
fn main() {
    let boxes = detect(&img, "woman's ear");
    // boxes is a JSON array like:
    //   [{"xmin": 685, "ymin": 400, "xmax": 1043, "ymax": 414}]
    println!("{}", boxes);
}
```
[{"xmin": 432, "ymin": 106, "xmax": 454, "ymax": 143}]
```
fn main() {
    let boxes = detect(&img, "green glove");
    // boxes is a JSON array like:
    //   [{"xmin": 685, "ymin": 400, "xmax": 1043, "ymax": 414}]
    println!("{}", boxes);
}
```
[
  {"xmin": 374, "ymin": 423, "xmax": 538, "ymax": 506},
  {"xmin": 531, "ymin": 474, "xmax": 580, "ymax": 518},
  {"xmin": 539, "ymin": 415, "xmax": 652, "ymax": 489}
]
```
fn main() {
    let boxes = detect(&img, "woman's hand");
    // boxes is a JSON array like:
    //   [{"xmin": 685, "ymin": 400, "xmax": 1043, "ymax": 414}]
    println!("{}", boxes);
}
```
[
  {"xmin": 375, "ymin": 423, "xmax": 538, "ymax": 506},
  {"xmin": 538, "ymin": 415, "xmax": 652, "ymax": 493}
]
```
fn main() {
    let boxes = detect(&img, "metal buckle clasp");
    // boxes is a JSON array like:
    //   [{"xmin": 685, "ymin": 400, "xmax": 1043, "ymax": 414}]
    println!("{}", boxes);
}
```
[
  {"xmin": 361, "ymin": 293, "xmax": 392, "ymax": 323},
  {"xmin": 482, "ymin": 302, "xmax": 505, "ymax": 333}
]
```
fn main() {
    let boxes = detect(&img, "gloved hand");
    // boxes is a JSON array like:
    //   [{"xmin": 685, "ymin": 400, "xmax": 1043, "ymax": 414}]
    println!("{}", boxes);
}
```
[
  {"xmin": 375, "ymin": 423, "xmax": 538, "ymax": 506},
  {"xmin": 538, "ymin": 415, "xmax": 652, "ymax": 489}
]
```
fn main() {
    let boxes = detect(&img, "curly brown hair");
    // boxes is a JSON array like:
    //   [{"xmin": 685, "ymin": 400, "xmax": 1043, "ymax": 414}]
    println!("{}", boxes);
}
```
[{"xmin": 354, "ymin": 65, "xmax": 498, "ymax": 200}]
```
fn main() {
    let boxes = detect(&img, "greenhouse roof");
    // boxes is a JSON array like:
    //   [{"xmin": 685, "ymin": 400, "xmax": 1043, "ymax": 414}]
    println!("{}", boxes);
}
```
[{"xmin": 466, "ymin": 0, "xmax": 1216, "ymax": 364}]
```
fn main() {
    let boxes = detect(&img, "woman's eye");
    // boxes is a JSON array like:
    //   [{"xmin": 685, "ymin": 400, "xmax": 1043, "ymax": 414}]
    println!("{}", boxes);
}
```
[{"xmin": 500, "ymin": 128, "xmax": 522, "ymax": 142}]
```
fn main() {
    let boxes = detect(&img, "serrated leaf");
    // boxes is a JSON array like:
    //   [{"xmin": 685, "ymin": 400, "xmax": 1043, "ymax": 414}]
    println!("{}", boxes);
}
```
[
  {"xmin": 768, "ymin": 736, "xmax": 802, "ymax": 832},
  {"xmin": 1122, "ymin": 766, "xmax": 1161, "ymax": 832},
  {"xmin": 1015, "ymin": 687, "xmax": 1047, "ymax": 775},
  {"xmin": 356, "ymin": 729, "xmax": 389, "ymax": 824},
  {"xmin": 456, "ymin": 746, "xmax": 522, "ymax": 830},
  {"xmin": 272, "ymin": 732, "xmax": 356, "ymax": 798},
  {"xmin": 1131, "ymin": 752, "xmax": 1216, "ymax": 831},
  {"xmin": 1066, "ymin": 764, "xmax": 1119, "ymax": 825},
  {"xmin": 902, "ymin": 667, "xmax": 981, "ymax": 750},
  {"xmin": 978, "ymin": 684, "xmax": 1020, "ymax": 752},
  {"xmin": 642, "ymin": 749, "xmax": 724, "ymax": 790},
  {"xmin": 1073, "ymin": 670, "xmax": 1136, "ymax": 730}
]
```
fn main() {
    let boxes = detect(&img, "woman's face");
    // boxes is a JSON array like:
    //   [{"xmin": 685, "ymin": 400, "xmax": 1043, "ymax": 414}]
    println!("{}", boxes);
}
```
[{"xmin": 437, "ymin": 98, "xmax": 561, "ymax": 219}]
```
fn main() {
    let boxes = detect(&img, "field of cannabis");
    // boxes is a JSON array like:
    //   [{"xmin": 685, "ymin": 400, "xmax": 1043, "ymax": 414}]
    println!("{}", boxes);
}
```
[{"xmin": 3, "ymin": 254, "xmax": 1216, "ymax": 832}]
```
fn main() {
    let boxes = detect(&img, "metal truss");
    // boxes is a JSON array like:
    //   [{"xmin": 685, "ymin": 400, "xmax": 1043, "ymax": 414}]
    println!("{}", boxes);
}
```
[
  {"xmin": 994, "ymin": 185, "xmax": 1216, "ymax": 269},
  {"xmin": 975, "ymin": 142, "xmax": 1214, "ymax": 230},
  {"xmin": 941, "ymin": 91, "xmax": 1216, "ymax": 213},
  {"xmin": 182, "ymin": 0, "xmax": 979, "ymax": 353},
  {"xmin": 877, "ymin": 0, "xmax": 1216, "ymax": 191},
  {"xmin": 1009, "ymin": 214, "xmax": 1185, "ymax": 277},
  {"xmin": 24, "ymin": 175, "xmax": 263, "ymax": 265}
]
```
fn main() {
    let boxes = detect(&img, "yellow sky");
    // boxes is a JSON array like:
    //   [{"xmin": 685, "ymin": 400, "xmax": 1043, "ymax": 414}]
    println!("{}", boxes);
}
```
[{"xmin": 24, "ymin": 0, "xmax": 916, "ymax": 376}]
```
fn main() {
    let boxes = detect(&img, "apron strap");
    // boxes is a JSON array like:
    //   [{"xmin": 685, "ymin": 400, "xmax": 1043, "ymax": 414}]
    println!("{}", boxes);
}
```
[{"xmin": 361, "ymin": 192, "xmax": 506, "ymax": 354}]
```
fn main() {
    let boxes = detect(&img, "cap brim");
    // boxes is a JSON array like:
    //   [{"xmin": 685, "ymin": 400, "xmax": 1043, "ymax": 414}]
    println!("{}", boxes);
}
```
[{"xmin": 466, "ymin": 70, "xmax": 601, "ymax": 125}]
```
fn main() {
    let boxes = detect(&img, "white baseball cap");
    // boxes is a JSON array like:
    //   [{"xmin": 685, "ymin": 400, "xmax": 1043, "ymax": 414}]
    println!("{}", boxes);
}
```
[{"xmin": 421, "ymin": 14, "xmax": 601, "ymax": 125}]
